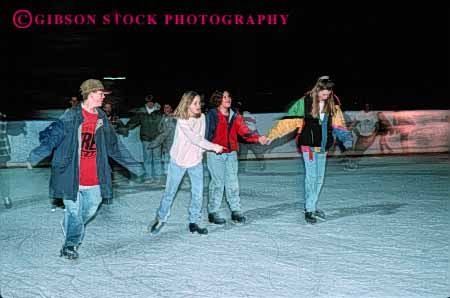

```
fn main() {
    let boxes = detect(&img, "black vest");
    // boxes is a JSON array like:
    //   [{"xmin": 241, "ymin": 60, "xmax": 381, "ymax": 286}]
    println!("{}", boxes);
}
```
[{"xmin": 296, "ymin": 96, "xmax": 334, "ymax": 150}]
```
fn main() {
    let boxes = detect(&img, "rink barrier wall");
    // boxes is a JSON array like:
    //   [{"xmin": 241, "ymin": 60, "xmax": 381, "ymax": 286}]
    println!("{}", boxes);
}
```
[{"xmin": 3, "ymin": 110, "xmax": 449, "ymax": 166}]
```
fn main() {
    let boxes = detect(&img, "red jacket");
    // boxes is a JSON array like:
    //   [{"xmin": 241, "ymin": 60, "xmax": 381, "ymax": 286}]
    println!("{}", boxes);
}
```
[{"xmin": 206, "ymin": 108, "xmax": 260, "ymax": 153}]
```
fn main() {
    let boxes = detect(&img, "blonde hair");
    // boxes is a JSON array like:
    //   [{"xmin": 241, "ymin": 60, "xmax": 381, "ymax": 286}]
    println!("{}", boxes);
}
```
[
  {"xmin": 306, "ymin": 76, "xmax": 337, "ymax": 118},
  {"xmin": 173, "ymin": 91, "xmax": 200, "ymax": 119}
]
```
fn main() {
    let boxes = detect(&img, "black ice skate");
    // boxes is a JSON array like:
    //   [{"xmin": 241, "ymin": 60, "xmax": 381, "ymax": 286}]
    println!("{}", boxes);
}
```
[
  {"xmin": 304, "ymin": 212, "xmax": 317, "ymax": 224},
  {"xmin": 189, "ymin": 223, "xmax": 208, "ymax": 235},
  {"xmin": 149, "ymin": 219, "xmax": 165, "ymax": 234},
  {"xmin": 208, "ymin": 212, "xmax": 226, "ymax": 225},
  {"xmin": 231, "ymin": 211, "xmax": 246, "ymax": 223},
  {"xmin": 60, "ymin": 246, "xmax": 79, "ymax": 260}
]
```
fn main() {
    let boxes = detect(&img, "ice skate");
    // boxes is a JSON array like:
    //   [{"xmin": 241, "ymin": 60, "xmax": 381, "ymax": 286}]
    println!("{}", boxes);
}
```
[
  {"xmin": 149, "ymin": 218, "xmax": 165, "ymax": 234},
  {"xmin": 231, "ymin": 211, "xmax": 246, "ymax": 224},
  {"xmin": 189, "ymin": 223, "xmax": 208, "ymax": 235},
  {"xmin": 208, "ymin": 212, "xmax": 226, "ymax": 225},
  {"xmin": 305, "ymin": 212, "xmax": 317, "ymax": 224},
  {"xmin": 60, "ymin": 246, "xmax": 79, "ymax": 260}
]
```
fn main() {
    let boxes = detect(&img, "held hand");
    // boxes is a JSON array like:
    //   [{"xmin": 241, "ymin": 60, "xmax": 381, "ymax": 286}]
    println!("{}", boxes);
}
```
[
  {"xmin": 258, "ymin": 136, "xmax": 270, "ymax": 145},
  {"xmin": 214, "ymin": 145, "xmax": 225, "ymax": 154}
]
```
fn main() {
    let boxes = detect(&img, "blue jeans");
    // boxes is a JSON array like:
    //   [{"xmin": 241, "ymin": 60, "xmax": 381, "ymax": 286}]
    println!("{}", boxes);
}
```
[
  {"xmin": 302, "ymin": 152, "xmax": 327, "ymax": 212},
  {"xmin": 206, "ymin": 151, "xmax": 241, "ymax": 214},
  {"xmin": 161, "ymin": 150, "xmax": 170, "ymax": 175},
  {"xmin": 156, "ymin": 159, "xmax": 204, "ymax": 223},
  {"xmin": 142, "ymin": 141, "xmax": 162, "ymax": 179},
  {"xmin": 62, "ymin": 185, "xmax": 102, "ymax": 247}
]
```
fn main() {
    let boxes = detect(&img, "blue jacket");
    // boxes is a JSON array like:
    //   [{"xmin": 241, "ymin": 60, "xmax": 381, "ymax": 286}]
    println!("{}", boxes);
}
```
[{"xmin": 29, "ymin": 105, "xmax": 144, "ymax": 201}]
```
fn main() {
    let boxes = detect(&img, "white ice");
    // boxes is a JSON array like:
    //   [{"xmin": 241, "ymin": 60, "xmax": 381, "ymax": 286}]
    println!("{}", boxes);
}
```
[{"xmin": 1, "ymin": 154, "xmax": 449, "ymax": 298}]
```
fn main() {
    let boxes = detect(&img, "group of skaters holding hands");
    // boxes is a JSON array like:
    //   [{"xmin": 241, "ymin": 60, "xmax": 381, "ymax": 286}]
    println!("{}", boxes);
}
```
[{"xmin": 27, "ymin": 75, "xmax": 353, "ymax": 259}]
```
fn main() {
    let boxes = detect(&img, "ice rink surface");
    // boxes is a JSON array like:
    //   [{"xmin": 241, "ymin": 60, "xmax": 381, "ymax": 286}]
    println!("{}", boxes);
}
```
[{"xmin": 1, "ymin": 154, "xmax": 449, "ymax": 298}]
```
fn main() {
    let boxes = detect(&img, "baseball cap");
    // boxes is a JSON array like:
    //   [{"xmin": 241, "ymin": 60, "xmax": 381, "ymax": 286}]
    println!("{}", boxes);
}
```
[{"xmin": 80, "ymin": 79, "xmax": 111, "ymax": 99}]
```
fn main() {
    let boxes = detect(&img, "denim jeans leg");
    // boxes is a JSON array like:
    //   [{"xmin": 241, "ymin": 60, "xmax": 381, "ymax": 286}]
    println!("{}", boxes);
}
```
[
  {"xmin": 79, "ymin": 186, "xmax": 102, "ymax": 243},
  {"xmin": 156, "ymin": 159, "xmax": 186, "ymax": 222},
  {"xmin": 206, "ymin": 152, "xmax": 226, "ymax": 214},
  {"xmin": 62, "ymin": 186, "xmax": 102, "ymax": 247},
  {"xmin": 142, "ymin": 141, "xmax": 152, "ymax": 179},
  {"xmin": 80, "ymin": 186, "xmax": 102, "ymax": 223},
  {"xmin": 302, "ymin": 152, "xmax": 318, "ymax": 212},
  {"xmin": 162, "ymin": 150, "xmax": 170, "ymax": 175},
  {"xmin": 187, "ymin": 162, "xmax": 204, "ymax": 223},
  {"xmin": 63, "ymin": 195, "xmax": 83, "ymax": 247},
  {"xmin": 314, "ymin": 152, "xmax": 327, "ymax": 209},
  {"xmin": 224, "ymin": 152, "xmax": 241, "ymax": 212},
  {"xmin": 151, "ymin": 146, "xmax": 162, "ymax": 179}
]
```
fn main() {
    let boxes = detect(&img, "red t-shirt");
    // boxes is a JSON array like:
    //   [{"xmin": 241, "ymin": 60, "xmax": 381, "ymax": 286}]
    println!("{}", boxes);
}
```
[{"xmin": 79, "ymin": 108, "xmax": 99, "ymax": 186}]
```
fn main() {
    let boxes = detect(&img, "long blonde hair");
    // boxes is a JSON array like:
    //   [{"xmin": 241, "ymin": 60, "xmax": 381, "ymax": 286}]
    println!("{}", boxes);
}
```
[
  {"xmin": 306, "ymin": 76, "xmax": 337, "ymax": 118},
  {"xmin": 173, "ymin": 91, "xmax": 200, "ymax": 119}
]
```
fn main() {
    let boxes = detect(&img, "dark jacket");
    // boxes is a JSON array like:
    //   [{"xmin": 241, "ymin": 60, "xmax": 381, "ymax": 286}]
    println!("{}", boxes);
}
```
[
  {"xmin": 29, "ymin": 105, "xmax": 144, "ymax": 201},
  {"xmin": 296, "ymin": 95, "xmax": 334, "ymax": 150},
  {"xmin": 125, "ymin": 106, "xmax": 163, "ymax": 142},
  {"xmin": 205, "ymin": 108, "xmax": 260, "ymax": 153},
  {"xmin": 146, "ymin": 114, "xmax": 177, "ymax": 152},
  {"xmin": 267, "ymin": 96, "xmax": 353, "ymax": 152}
]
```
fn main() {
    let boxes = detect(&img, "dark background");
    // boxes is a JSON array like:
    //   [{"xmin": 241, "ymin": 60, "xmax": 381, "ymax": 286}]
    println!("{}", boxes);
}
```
[{"xmin": 4, "ymin": 1, "xmax": 449, "ymax": 119}]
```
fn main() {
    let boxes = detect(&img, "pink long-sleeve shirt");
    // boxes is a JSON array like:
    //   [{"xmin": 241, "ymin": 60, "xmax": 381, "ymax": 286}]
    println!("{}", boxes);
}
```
[{"xmin": 170, "ymin": 114, "xmax": 221, "ymax": 168}]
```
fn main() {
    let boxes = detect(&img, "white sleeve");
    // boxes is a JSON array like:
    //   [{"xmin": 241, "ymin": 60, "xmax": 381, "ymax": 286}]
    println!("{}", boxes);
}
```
[{"xmin": 178, "ymin": 119, "xmax": 219, "ymax": 151}]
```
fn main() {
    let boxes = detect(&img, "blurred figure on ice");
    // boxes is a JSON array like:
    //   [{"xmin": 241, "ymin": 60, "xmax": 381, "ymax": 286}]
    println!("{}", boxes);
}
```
[
  {"xmin": 266, "ymin": 76, "xmax": 353, "ymax": 224},
  {"xmin": 0, "ymin": 111, "xmax": 12, "ymax": 209},
  {"xmin": 145, "ymin": 102, "xmax": 177, "ymax": 185},
  {"xmin": 149, "ymin": 91, "xmax": 224, "ymax": 235},
  {"xmin": 27, "ymin": 79, "xmax": 144, "ymax": 260},
  {"xmin": 343, "ymin": 102, "xmax": 379, "ymax": 170},
  {"xmin": 234, "ymin": 100, "xmax": 267, "ymax": 172},
  {"xmin": 101, "ymin": 100, "xmax": 128, "ymax": 204},
  {"xmin": 205, "ymin": 90, "xmax": 269, "ymax": 225},
  {"xmin": 392, "ymin": 110, "xmax": 416, "ymax": 153},
  {"xmin": 376, "ymin": 111, "xmax": 394, "ymax": 154},
  {"xmin": 124, "ymin": 94, "xmax": 164, "ymax": 184},
  {"xmin": 102, "ymin": 101, "xmax": 126, "ymax": 134},
  {"xmin": 0, "ymin": 112, "xmax": 27, "ymax": 209},
  {"xmin": 69, "ymin": 96, "xmax": 79, "ymax": 109}
]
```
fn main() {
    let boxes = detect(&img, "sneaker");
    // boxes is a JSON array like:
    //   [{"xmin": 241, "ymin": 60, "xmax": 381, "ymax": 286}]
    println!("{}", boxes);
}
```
[
  {"xmin": 60, "ymin": 246, "xmax": 79, "ymax": 260},
  {"xmin": 231, "ymin": 211, "xmax": 246, "ymax": 223},
  {"xmin": 208, "ymin": 213, "xmax": 226, "ymax": 225},
  {"xmin": 149, "ymin": 219, "xmax": 165, "ymax": 234},
  {"xmin": 305, "ymin": 212, "xmax": 317, "ymax": 224},
  {"xmin": 189, "ymin": 223, "xmax": 208, "ymax": 235},
  {"xmin": 3, "ymin": 197, "xmax": 12, "ymax": 209}
]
